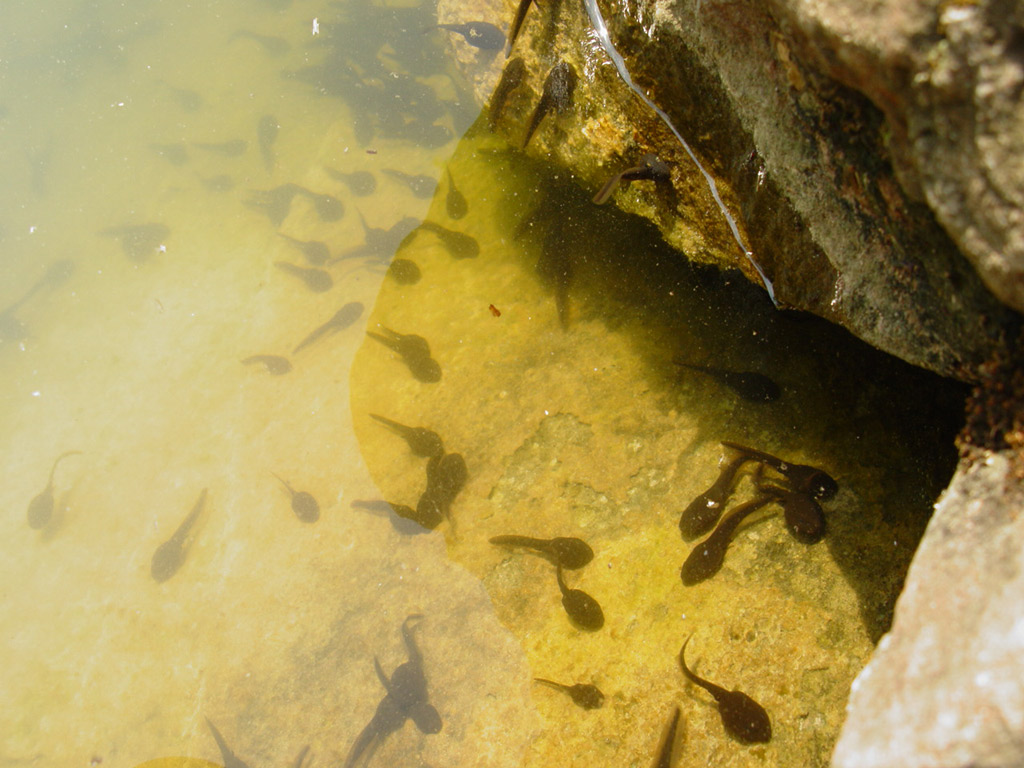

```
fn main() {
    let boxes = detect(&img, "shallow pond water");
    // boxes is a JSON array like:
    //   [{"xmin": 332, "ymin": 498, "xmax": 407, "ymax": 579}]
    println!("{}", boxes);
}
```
[{"xmin": 0, "ymin": 2, "xmax": 963, "ymax": 768}]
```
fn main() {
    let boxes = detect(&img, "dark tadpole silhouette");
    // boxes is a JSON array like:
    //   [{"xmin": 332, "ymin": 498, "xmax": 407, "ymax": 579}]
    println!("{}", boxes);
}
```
[
  {"xmin": 593, "ymin": 154, "xmax": 672, "ymax": 204},
  {"xmin": 386, "ymin": 258, "xmax": 421, "ymax": 285},
  {"xmin": 382, "ymin": 168, "xmax": 435, "ymax": 198},
  {"xmin": 422, "ymin": 452, "xmax": 467, "ymax": 521},
  {"xmin": 151, "ymin": 488, "xmax": 208, "ymax": 583},
  {"xmin": 445, "ymin": 168, "xmax": 467, "ymax": 219},
  {"xmin": 654, "ymin": 707, "xmax": 682, "ymax": 768},
  {"xmin": 679, "ymin": 636, "xmax": 771, "ymax": 744},
  {"xmin": 295, "ymin": 187, "xmax": 344, "ymax": 221},
  {"xmin": 26, "ymin": 450, "xmax": 81, "ymax": 529},
  {"xmin": 506, "ymin": 0, "xmax": 534, "ymax": 55},
  {"xmin": 681, "ymin": 494, "xmax": 778, "ymax": 585},
  {"xmin": 274, "ymin": 261, "xmax": 333, "ymax": 293},
  {"xmin": 271, "ymin": 472, "xmax": 320, "ymax": 523},
  {"xmin": 369, "ymin": 413, "xmax": 444, "ymax": 458},
  {"xmin": 675, "ymin": 361, "xmax": 781, "ymax": 403},
  {"xmin": 332, "ymin": 213, "xmax": 421, "ymax": 264},
  {"xmin": 366, "ymin": 326, "xmax": 442, "ymax": 382},
  {"xmin": 679, "ymin": 452, "xmax": 754, "ymax": 540},
  {"xmin": 206, "ymin": 718, "xmax": 253, "ymax": 768},
  {"xmin": 720, "ymin": 441, "xmax": 838, "ymax": 499},
  {"xmin": 416, "ymin": 221, "xmax": 478, "ymax": 259},
  {"xmin": 555, "ymin": 564, "xmax": 604, "ymax": 631},
  {"xmin": 757, "ymin": 482, "xmax": 826, "ymax": 544},
  {"xmin": 245, "ymin": 184, "xmax": 301, "ymax": 227},
  {"xmin": 488, "ymin": 57, "xmax": 526, "ymax": 129},
  {"xmin": 241, "ymin": 354, "xmax": 292, "ymax": 375},
  {"xmin": 523, "ymin": 61, "xmax": 577, "ymax": 149},
  {"xmin": 161, "ymin": 82, "xmax": 203, "ymax": 112},
  {"xmin": 413, "ymin": 492, "xmax": 446, "ymax": 531},
  {"xmin": 324, "ymin": 167, "xmax": 376, "ymax": 196},
  {"xmin": 342, "ymin": 615, "xmax": 442, "ymax": 768},
  {"xmin": 351, "ymin": 499, "xmax": 440, "ymax": 535},
  {"xmin": 293, "ymin": 302, "xmax": 364, "ymax": 354},
  {"xmin": 435, "ymin": 21, "xmax": 505, "ymax": 50},
  {"xmin": 489, "ymin": 535, "xmax": 593, "ymax": 569},
  {"xmin": 278, "ymin": 234, "xmax": 330, "ymax": 266},
  {"xmin": 246, "ymin": 184, "xmax": 342, "ymax": 224},
  {"xmin": 534, "ymin": 678, "xmax": 604, "ymax": 709}
]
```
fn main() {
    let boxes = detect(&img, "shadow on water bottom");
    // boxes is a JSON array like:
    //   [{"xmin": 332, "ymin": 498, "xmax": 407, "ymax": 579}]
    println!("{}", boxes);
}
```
[{"xmin": 347, "ymin": 134, "xmax": 965, "ymax": 767}]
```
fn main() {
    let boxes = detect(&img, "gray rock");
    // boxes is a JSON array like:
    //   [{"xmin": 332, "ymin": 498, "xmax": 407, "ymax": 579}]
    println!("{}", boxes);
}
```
[
  {"xmin": 764, "ymin": 0, "xmax": 1024, "ymax": 319},
  {"xmin": 445, "ymin": 0, "xmax": 1019, "ymax": 378},
  {"xmin": 438, "ymin": 0, "xmax": 1024, "ymax": 761},
  {"xmin": 833, "ymin": 450, "xmax": 1024, "ymax": 768}
]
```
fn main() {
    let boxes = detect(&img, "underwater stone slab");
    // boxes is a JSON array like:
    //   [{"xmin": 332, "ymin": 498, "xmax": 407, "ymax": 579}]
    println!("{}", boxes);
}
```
[{"xmin": 832, "ymin": 450, "xmax": 1024, "ymax": 768}]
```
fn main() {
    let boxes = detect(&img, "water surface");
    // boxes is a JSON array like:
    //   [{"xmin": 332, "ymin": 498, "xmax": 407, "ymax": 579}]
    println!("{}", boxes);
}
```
[{"xmin": 0, "ymin": 2, "xmax": 962, "ymax": 767}]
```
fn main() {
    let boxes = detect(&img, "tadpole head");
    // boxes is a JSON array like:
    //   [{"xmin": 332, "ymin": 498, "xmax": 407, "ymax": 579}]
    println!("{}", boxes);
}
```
[
  {"xmin": 810, "ymin": 472, "xmax": 839, "ymax": 500},
  {"xmin": 410, "ymin": 702, "xmax": 443, "ymax": 734}
]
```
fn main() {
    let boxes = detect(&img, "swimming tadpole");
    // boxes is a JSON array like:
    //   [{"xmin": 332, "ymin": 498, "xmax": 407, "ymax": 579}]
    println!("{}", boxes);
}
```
[
  {"xmin": 489, "ymin": 534, "xmax": 594, "ymax": 569},
  {"xmin": 150, "ymin": 488, "xmax": 208, "ymax": 583},
  {"xmin": 534, "ymin": 678, "xmax": 605, "ymax": 709},
  {"xmin": 674, "ymin": 361, "xmax": 781, "ymax": 403},
  {"xmin": 678, "ymin": 636, "xmax": 771, "ymax": 744},
  {"xmin": 680, "ymin": 494, "xmax": 779, "ymax": 585},
  {"xmin": 434, "ymin": 21, "xmax": 505, "ymax": 50},
  {"xmin": 270, "ymin": 472, "xmax": 320, "ymax": 523},
  {"xmin": 26, "ymin": 450, "xmax": 81, "ymax": 530},
  {"xmin": 554, "ymin": 563, "xmax": 604, "ymax": 631},
  {"xmin": 445, "ymin": 168, "xmax": 467, "ymax": 220},
  {"xmin": 522, "ymin": 60, "xmax": 578, "ymax": 149},
  {"xmin": 366, "ymin": 325, "xmax": 442, "ymax": 383}
]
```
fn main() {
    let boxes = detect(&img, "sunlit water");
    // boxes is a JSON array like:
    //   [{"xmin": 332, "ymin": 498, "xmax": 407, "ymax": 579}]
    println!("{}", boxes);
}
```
[{"xmin": 0, "ymin": 2, "xmax": 963, "ymax": 768}]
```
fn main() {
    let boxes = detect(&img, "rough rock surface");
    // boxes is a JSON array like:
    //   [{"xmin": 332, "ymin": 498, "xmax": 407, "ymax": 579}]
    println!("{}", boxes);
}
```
[
  {"xmin": 832, "ymin": 450, "xmax": 1024, "ymax": 768},
  {"xmin": 765, "ymin": 0, "xmax": 1024, "ymax": 320},
  {"xmin": 442, "ymin": 0, "xmax": 1020, "ymax": 379},
  {"xmin": 433, "ymin": 0, "xmax": 1024, "ymax": 766}
]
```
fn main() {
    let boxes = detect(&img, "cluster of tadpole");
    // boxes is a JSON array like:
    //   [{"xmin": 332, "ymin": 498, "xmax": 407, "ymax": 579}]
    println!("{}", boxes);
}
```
[
  {"xmin": 678, "ymin": 442, "xmax": 839, "ymax": 585},
  {"xmin": 490, "ymin": 534, "xmax": 604, "ymax": 631},
  {"xmin": 204, "ymin": 615, "xmax": 442, "ymax": 768},
  {"xmin": 352, "ymin": 414, "xmax": 466, "ymax": 533}
]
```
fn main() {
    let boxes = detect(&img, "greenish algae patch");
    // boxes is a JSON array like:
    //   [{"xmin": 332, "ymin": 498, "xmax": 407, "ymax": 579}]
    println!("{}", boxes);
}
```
[{"xmin": 350, "ymin": 129, "xmax": 965, "ymax": 767}]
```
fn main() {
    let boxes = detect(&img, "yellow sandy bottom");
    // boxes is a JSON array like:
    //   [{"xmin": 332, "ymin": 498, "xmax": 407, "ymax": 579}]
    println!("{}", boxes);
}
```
[{"xmin": 0, "ymin": 3, "xmax": 952, "ymax": 768}]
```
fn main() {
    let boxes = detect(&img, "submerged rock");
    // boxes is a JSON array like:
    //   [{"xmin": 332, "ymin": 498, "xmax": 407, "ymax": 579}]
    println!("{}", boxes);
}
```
[
  {"xmin": 833, "ymin": 450, "xmax": 1024, "ymax": 768},
  {"xmin": 438, "ymin": 0, "xmax": 1024, "ymax": 765},
  {"xmin": 441, "ymin": 0, "xmax": 1017, "ymax": 380}
]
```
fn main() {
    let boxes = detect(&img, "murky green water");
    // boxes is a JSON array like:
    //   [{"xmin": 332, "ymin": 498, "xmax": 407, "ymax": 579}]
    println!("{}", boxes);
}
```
[{"xmin": 1, "ymin": 2, "xmax": 963, "ymax": 768}]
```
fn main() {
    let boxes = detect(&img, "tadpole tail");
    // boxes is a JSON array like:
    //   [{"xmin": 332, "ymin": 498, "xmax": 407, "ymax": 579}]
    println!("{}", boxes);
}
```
[
  {"xmin": 655, "ymin": 707, "xmax": 682, "ymax": 768},
  {"xmin": 522, "ymin": 96, "xmax": 549, "ymax": 149},
  {"xmin": 293, "ymin": 322, "xmax": 331, "ymax": 354},
  {"xmin": 593, "ymin": 172, "xmax": 623, "ymax": 205},
  {"xmin": 169, "ymin": 488, "xmax": 208, "ymax": 546},
  {"xmin": 506, "ymin": 0, "xmax": 534, "ymax": 56},
  {"xmin": 489, "ymin": 534, "xmax": 545, "ymax": 550},
  {"xmin": 342, "ymin": 720, "xmax": 382, "ymax": 768},
  {"xmin": 721, "ymin": 441, "xmax": 781, "ymax": 470},
  {"xmin": 49, "ymin": 450, "xmax": 82, "ymax": 484}
]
